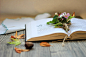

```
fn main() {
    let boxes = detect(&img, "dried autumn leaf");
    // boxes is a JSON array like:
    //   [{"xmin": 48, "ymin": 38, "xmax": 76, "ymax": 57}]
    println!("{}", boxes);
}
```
[
  {"xmin": 11, "ymin": 31, "xmax": 25, "ymax": 39},
  {"xmin": 72, "ymin": 12, "xmax": 75, "ymax": 17},
  {"xmin": 40, "ymin": 42, "xmax": 51, "ymax": 47},
  {"xmin": 14, "ymin": 47, "xmax": 30, "ymax": 54},
  {"xmin": 14, "ymin": 31, "xmax": 18, "ymax": 37},
  {"xmin": 11, "ymin": 36, "xmax": 15, "ymax": 38},
  {"xmin": 15, "ymin": 47, "xmax": 22, "ymax": 53},
  {"xmin": 21, "ymin": 49, "xmax": 30, "ymax": 52},
  {"xmin": 17, "ymin": 34, "xmax": 25, "ymax": 39},
  {"xmin": 8, "ymin": 38, "xmax": 21, "ymax": 46}
]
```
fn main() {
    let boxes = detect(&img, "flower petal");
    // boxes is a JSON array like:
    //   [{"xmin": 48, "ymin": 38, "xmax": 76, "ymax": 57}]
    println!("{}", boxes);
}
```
[
  {"xmin": 59, "ymin": 12, "xmax": 66, "ymax": 17},
  {"xmin": 64, "ymin": 13, "xmax": 70, "ymax": 19}
]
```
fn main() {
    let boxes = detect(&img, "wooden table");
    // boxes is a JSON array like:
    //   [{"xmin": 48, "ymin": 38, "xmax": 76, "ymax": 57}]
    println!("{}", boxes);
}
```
[
  {"xmin": 0, "ymin": 30, "xmax": 86, "ymax": 57},
  {"xmin": 0, "ymin": 14, "xmax": 85, "ymax": 57}
]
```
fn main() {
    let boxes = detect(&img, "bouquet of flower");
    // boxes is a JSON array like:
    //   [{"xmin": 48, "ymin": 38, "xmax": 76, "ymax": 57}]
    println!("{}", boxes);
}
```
[{"xmin": 47, "ymin": 12, "xmax": 75, "ymax": 32}]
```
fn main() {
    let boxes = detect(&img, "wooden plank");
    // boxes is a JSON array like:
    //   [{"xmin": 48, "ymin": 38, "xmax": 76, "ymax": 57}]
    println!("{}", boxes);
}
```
[
  {"xmin": 3, "ymin": 44, "xmax": 14, "ymax": 57},
  {"xmin": 19, "ymin": 30, "xmax": 26, "ymax": 57},
  {"xmin": 50, "ymin": 41, "xmax": 77, "ymax": 57},
  {"xmin": 0, "ymin": 33, "xmax": 14, "ymax": 44},
  {"xmin": 0, "ymin": 30, "xmax": 25, "ymax": 57},
  {"xmin": 19, "ymin": 44, "xmax": 26, "ymax": 57},
  {"xmin": 67, "ymin": 41, "xmax": 77, "ymax": 57},
  {"xmin": 36, "ymin": 43, "xmax": 51, "ymax": 57},
  {"xmin": 0, "ymin": 35, "xmax": 9, "ymax": 43},
  {"xmin": 67, "ymin": 41, "xmax": 85, "ymax": 57},
  {"xmin": 12, "ymin": 45, "xmax": 20, "ymax": 57},
  {"xmin": 25, "ymin": 42, "xmax": 51, "ymax": 57},
  {"xmin": 1, "ymin": 30, "xmax": 86, "ymax": 57},
  {"xmin": 0, "ymin": 44, "xmax": 4, "ymax": 57},
  {"xmin": 12, "ymin": 31, "xmax": 24, "ymax": 57},
  {"xmin": 1, "ymin": 33, "xmax": 15, "ymax": 57},
  {"xmin": 0, "ymin": 33, "xmax": 15, "ymax": 57},
  {"xmin": 76, "ymin": 41, "xmax": 86, "ymax": 57}
]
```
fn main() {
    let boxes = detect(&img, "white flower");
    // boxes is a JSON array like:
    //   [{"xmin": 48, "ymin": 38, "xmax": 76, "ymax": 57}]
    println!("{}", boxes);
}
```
[{"xmin": 59, "ymin": 12, "xmax": 66, "ymax": 18}]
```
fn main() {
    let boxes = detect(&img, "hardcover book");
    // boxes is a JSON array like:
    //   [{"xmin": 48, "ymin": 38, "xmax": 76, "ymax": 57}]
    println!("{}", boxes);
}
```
[{"xmin": 25, "ymin": 18, "xmax": 86, "ymax": 41}]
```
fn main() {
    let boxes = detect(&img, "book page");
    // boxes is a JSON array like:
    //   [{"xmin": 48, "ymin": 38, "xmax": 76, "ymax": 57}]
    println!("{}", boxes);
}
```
[
  {"xmin": 26, "ymin": 18, "xmax": 67, "ymax": 40},
  {"xmin": 69, "ymin": 18, "xmax": 86, "ymax": 35}
]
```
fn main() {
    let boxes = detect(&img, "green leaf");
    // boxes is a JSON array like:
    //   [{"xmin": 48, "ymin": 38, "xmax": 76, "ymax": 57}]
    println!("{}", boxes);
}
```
[
  {"xmin": 53, "ymin": 15, "xmax": 58, "ymax": 19},
  {"xmin": 67, "ymin": 20, "xmax": 71, "ymax": 23},
  {"xmin": 54, "ymin": 23, "xmax": 63, "ymax": 28},
  {"xmin": 54, "ymin": 23, "xmax": 61, "ymax": 26},
  {"xmin": 52, "ymin": 15, "xmax": 59, "ymax": 23},
  {"xmin": 47, "ymin": 21, "xmax": 55, "ymax": 24},
  {"xmin": 7, "ymin": 38, "xmax": 21, "ymax": 46},
  {"xmin": 47, "ymin": 21, "xmax": 51, "ymax": 24},
  {"xmin": 68, "ymin": 15, "xmax": 74, "ymax": 19},
  {"xmin": 54, "ymin": 26, "xmax": 59, "ymax": 28}
]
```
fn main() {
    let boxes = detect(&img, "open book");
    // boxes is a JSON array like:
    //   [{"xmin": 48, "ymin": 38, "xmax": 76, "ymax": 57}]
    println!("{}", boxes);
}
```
[{"xmin": 25, "ymin": 18, "xmax": 86, "ymax": 41}]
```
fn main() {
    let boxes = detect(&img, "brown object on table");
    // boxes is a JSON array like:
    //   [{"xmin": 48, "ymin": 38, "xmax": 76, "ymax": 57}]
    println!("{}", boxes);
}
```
[{"xmin": 25, "ymin": 42, "xmax": 34, "ymax": 49}]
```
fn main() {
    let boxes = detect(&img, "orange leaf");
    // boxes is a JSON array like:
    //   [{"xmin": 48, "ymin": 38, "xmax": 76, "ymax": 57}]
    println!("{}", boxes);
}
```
[
  {"xmin": 11, "ymin": 36, "xmax": 15, "ymax": 38},
  {"xmin": 17, "ymin": 34, "xmax": 25, "ymax": 39},
  {"xmin": 40, "ymin": 42, "xmax": 51, "ymax": 47},
  {"xmin": 14, "ymin": 47, "xmax": 22, "ymax": 53},
  {"xmin": 14, "ymin": 31, "xmax": 18, "ymax": 37},
  {"xmin": 21, "ymin": 49, "xmax": 30, "ymax": 52},
  {"xmin": 14, "ymin": 47, "xmax": 30, "ymax": 54},
  {"xmin": 11, "ymin": 31, "xmax": 25, "ymax": 39},
  {"xmin": 72, "ymin": 12, "xmax": 75, "ymax": 17}
]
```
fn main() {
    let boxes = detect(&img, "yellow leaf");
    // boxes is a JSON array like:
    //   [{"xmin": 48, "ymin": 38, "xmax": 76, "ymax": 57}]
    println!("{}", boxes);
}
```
[{"xmin": 14, "ymin": 31, "xmax": 18, "ymax": 37}]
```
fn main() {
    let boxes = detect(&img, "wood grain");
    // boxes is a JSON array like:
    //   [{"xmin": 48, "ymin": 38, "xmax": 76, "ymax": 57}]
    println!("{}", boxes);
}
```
[{"xmin": 0, "ymin": 30, "xmax": 86, "ymax": 57}]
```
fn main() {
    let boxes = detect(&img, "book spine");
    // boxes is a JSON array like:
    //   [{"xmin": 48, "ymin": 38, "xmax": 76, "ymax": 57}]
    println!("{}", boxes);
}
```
[{"xmin": 25, "ymin": 24, "xmax": 26, "ymax": 42}]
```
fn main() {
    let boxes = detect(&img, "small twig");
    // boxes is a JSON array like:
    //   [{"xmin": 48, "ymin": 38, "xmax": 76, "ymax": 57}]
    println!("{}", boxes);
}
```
[
  {"xmin": 62, "ymin": 35, "xmax": 68, "ymax": 47},
  {"xmin": 62, "ymin": 23, "xmax": 69, "ymax": 47}
]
